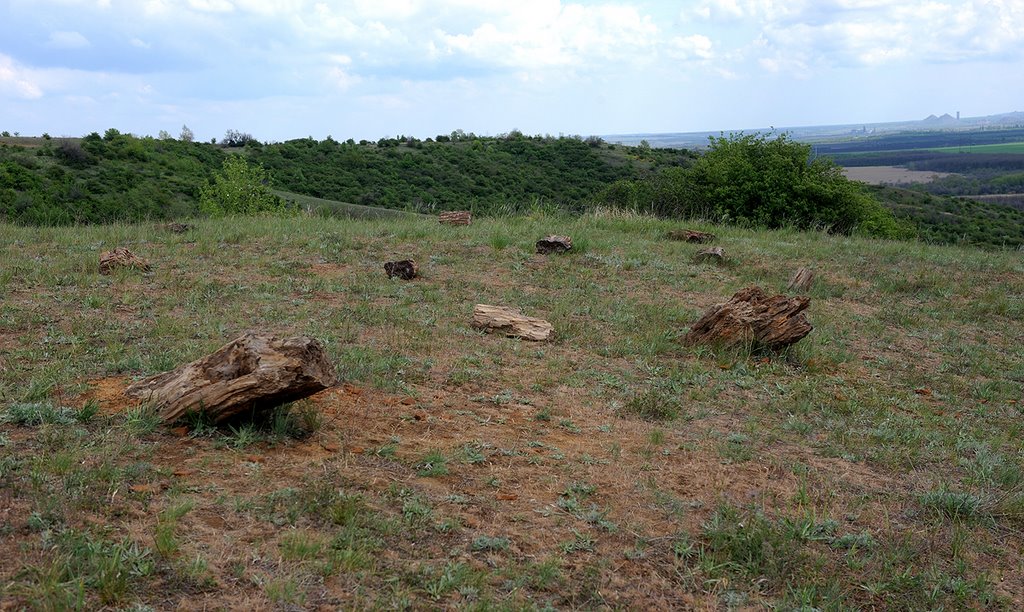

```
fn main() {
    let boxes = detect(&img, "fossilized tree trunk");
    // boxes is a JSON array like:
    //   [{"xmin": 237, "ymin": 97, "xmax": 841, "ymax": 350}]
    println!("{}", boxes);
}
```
[
  {"xmin": 787, "ymin": 267, "xmax": 815, "ymax": 292},
  {"xmin": 536, "ymin": 235, "xmax": 572, "ymax": 254},
  {"xmin": 99, "ymin": 247, "xmax": 151, "ymax": 274},
  {"xmin": 439, "ymin": 211, "xmax": 472, "ymax": 226},
  {"xmin": 125, "ymin": 332, "xmax": 338, "ymax": 424},
  {"xmin": 472, "ymin": 305, "xmax": 553, "ymax": 341},
  {"xmin": 666, "ymin": 229, "xmax": 716, "ymax": 243},
  {"xmin": 684, "ymin": 286, "xmax": 812, "ymax": 350},
  {"xmin": 693, "ymin": 246, "xmax": 726, "ymax": 264},
  {"xmin": 384, "ymin": 259, "xmax": 418, "ymax": 280}
]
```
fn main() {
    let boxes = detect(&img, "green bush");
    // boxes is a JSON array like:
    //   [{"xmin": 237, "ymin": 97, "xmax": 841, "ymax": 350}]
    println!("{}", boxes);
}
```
[
  {"xmin": 601, "ymin": 132, "xmax": 909, "ymax": 238},
  {"xmin": 199, "ymin": 156, "xmax": 294, "ymax": 217}
]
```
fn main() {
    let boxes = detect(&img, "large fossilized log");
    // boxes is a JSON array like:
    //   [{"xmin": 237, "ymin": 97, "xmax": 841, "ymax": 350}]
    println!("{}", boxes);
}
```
[
  {"xmin": 684, "ymin": 286, "xmax": 812, "ymax": 350},
  {"xmin": 439, "ymin": 211, "xmax": 472, "ymax": 226},
  {"xmin": 536, "ymin": 235, "xmax": 573, "ymax": 254},
  {"xmin": 99, "ymin": 247, "xmax": 151, "ymax": 274},
  {"xmin": 666, "ymin": 229, "xmax": 716, "ymax": 243},
  {"xmin": 125, "ymin": 332, "xmax": 338, "ymax": 424},
  {"xmin": 472, "ymin": 304, "xmax": 553, "ymax": 341},
  {"xmin": 384, "ymin": 259, "xmax": 418, "ymax": 280},
  {"xmin": 693, "ymin": 246, "xmax": 726, "ymax": 264}
]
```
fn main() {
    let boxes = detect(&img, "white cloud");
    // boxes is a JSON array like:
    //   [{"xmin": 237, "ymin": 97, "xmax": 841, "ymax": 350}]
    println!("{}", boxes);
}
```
[
  {"xmin": 186, "ymin": 0, "xmax": 234, "ymax": 12},
  {"xmin": 438, "ymin": 2, "xmax": 659, "ymax": 70},
  {"xmin": 0, "ymin": 54, "xmax": 44, "ymax": 99},
  {"xmin": 47, "ymin": 31, "xmax": 92, "ymax": 49},
  {"xmin": 669, "ymin": 34, "xmax": 714, "ymax": 61}
]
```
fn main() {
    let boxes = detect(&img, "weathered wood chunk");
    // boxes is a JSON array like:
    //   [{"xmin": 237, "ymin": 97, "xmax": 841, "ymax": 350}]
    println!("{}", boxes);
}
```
[
  {"xmin": 684, "ymin": 286, "xmax": 812, "ymax": 350},
  {"xmin": 787, "ymin": 267, "xmax": 815, "ymax": 293},
  {"xmin": 667, "ymin": 229, "xmax": 716, "ymax": 243},
  {"xmin": 125, "ymin": 332, "xmax": 338, "ymax": 424},
  {"xmin": 165, "ymin": 222, "xmax": 194, "ymax": 234},
  {"xmin": 384, "ymin": 259, "xmax": 418, "ymax": 280},
  {"xmin": 536, "ymin": 235, "xmax": 572, "ymax": 254},
  {"xmin": 472, "ymin": 304, "xmax": 553, "ymax": 341},
  {"xmin": 693, "ymin": 246, "xmax": 726, "ymax": 264},
  {"xmin": 99, "ymin": 247, "xmax": 151, "ymax": 275},
  {"xmin": 439, "ymin": 211, "xmax": 472, "ymax": 226}
]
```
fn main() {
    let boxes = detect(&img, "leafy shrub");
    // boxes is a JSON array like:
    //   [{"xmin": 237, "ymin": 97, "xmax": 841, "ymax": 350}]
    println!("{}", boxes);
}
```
[
  {"xmin": 601, "ymin": 132, "xmax": 909, "ymax": 238},
  {"xmin": 199, "ymin": 156, "xmax": 294, "ymax": 217}
]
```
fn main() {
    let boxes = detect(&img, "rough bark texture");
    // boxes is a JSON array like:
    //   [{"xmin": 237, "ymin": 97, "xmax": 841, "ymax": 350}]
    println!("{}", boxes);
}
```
[
  {"xmin": 125, "ymin": 332, "xmax": 338, "ymax": 424},
  {"xmin": 693, "ymin": 246, "xmax": 726, "ymax": 264},
  {"xmin": 536, "ymin": 235, "xmax": 573, "ymax": 254},
  {"xmin": 384, "ymin": 259, "xmax": 418, "ymax": 280},
  {"xmin": 666, "ymin": 229, "xmax": 716, "ymax": 243},
  {"xmin": 472, "ymin": 304, "xmax": 553, "ymax": 341},
  {"xmin": 684, "ymin": 286, "xmax": 812, "ymax": 350},
  {"xmin": 439, "ymin": 211, "xmax": 472, "ymax": 226},
  {"xmin": 787, "ymin": 267, "xmax": 815, "ymax": 293},
  {"xmin": 99, "ymin": 247, "xmax": 151, "ymax": 275}
]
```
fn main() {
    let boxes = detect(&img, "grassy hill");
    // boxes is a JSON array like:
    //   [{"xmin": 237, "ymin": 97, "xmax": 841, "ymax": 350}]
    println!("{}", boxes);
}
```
[{"xmin": 1, "ymin": 213, "xmax": 1022, "ymax": 609}]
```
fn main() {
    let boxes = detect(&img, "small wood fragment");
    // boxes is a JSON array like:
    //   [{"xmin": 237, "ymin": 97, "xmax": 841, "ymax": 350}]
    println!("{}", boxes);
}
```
[
  {"xmin": 439, "ymin": 211, "xmax": 472, "ymax": 226},
  {"xmin": 384, "ymin": 259, "xmax": 418, "ymax": 280},
  {"xmin": 787, "ymin": 267, "xmax": 815, "ymax": 293},
  {"xmin": 693, "ymin": 246, "xmax": 725, "ymax": 264},
  {"xmin": 99, "ymin": 247, "xmax": 151, "ymax": 275},
  {"xmin": 684, "ymin": 286, "xmax": 812, "ymax": 350},
  {"xmin": 472, "ymin": 304, "xmax": 553, "ymax": 341},
  {"xmin": 666, "ymin": 229, "xmax": 716, "ymax": 243},
  {"xmin": 536, "ymin": 235, "xmax": 572, "ymax": 254},
  {"xmin": 125, "ymin": 332, "xmax": 338, "ymax": 424}
]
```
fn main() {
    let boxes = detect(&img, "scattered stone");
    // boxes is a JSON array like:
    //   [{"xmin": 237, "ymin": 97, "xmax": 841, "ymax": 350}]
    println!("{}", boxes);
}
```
[
  {"xmin": 125, "ymin": 332, "xmax": 338, "ymax": 424},
  {"xmin": 693, "ymin": 246, "xmax": 726, "ymax": 264},
  {"xmin": 99, "ymin": 247, "xmax": 151, "ymax": 275},
  {"xmin": 472, "ymin": 304, "xmax": 553, "ymax": 342},
  {"xmin": 384, "ymin": 259, "xmax": 418, "ymax": 280},
  {"xmin": 787, "ymin": 267, "xmax": 815, "ymax": 292},
  {"xmin": 439, "ymin": 210, "xmax": 472, "ymax": 226},
  {"xmin": 684, "ymin": 286, "xmax": 812, "ymax": 350},
  {"xmin": 666, "ymin": 229, "xmax": 716, "ymax": 243},
  {"xmin": 536, "ymin": 235, "xmax": 573, "ymax": 254}
]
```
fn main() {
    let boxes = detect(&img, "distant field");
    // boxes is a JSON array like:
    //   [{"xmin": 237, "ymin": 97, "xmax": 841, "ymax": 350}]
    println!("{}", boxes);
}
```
[
  {"xmin": 924, "ymin": 142, "xmax": 1024, "ymax": 155},
  {"xmin": 842, "ymin": 166, "xmax": 952, "ymax": 184}
]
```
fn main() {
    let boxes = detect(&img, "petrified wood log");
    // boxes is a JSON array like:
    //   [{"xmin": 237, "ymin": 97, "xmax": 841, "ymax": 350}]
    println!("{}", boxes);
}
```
[
  {"xmin": 472, "ymin": 305, "xmax": 553, "ymax": 341},
  {"xmin": 165, "ymin": 222, "xmax": 194, "ymax": 234},
  {"xmin": 125, "ymin": 332, "xmax": 338, "ymax": 424},
  {"xmin": 536, "ymin": 235, "xmax": 572, "ymax": 254},
  {"xmin": 384, "ymin": 259, "xmax": 418, "ymax": 280},
  {"xmin": 684, "ymin": 286, "xmax": 812, "ymax": 350},
  {"xmin": 439, "ymin": 211, "xmax": 472, "ymax": 226},
  {"xmin": 787, "ymin": 267, "xmax": 815, "ymax": 292},
  {"xmin": 693, "ymin": 246, "xmax": 726, "ymax": 264},
  {"xmin": 99, "ymin": 247, "xmax": 151, "ymax": 275},
  {"xmin": 666, "ymin": 229, "xmax": 716, "ymax": 243}
]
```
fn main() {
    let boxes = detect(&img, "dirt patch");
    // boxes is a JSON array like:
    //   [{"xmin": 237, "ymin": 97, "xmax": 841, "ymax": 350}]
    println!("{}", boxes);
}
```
[{"xmin": 75, "ymin": 376, "xmax": 133, "ymax": 414}]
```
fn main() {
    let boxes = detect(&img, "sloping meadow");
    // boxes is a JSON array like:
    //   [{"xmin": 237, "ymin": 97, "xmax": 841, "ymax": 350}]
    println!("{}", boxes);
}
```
[{"xmin": 1, "ymin": 213, "xmax": 1023, "ymax": 609}]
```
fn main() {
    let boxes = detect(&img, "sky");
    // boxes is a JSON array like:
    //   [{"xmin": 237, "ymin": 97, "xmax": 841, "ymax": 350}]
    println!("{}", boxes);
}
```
[{"xmin": 1, "ymin": 0, "xmax": 1022, "ymax": 142}]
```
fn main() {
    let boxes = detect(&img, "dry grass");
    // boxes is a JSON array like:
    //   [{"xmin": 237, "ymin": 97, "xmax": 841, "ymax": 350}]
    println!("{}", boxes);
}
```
[{"xmin": 1, "ymin": 213, "xmax": 1023, "ymax": 609}]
